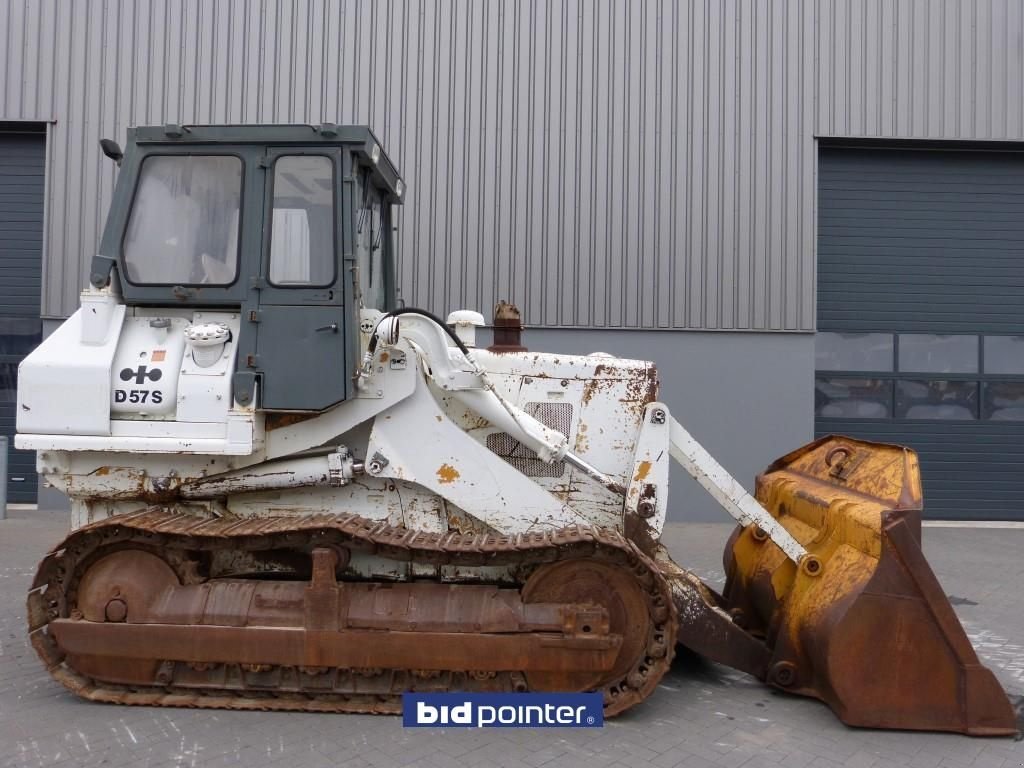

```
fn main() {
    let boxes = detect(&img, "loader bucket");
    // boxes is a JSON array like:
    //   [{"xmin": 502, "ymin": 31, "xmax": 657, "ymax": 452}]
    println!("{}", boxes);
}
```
[{"xmin": 720, "ymin": 436, "xmax": 1016, "ymax": 736}]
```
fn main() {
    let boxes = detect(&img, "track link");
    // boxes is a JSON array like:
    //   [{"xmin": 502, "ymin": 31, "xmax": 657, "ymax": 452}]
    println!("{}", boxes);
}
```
[{"xmin": 28, "ymin": 508, "xmax": 676, "ymax": 716}]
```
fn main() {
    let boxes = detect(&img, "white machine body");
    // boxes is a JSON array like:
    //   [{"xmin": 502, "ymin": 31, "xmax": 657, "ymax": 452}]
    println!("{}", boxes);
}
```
[
  {"xmin": 18, "ymin": 290, "xmax": 252, "ymax": 457},
  {"xmin": 17, "ymin": 289, "xmax": 804, "ymax": 578}
]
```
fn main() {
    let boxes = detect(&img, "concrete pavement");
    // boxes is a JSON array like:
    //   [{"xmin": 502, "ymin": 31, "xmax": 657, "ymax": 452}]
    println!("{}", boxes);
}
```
[{"xmin": 1, "ymin": 509, "xmax": 1020, "ymax": 768}]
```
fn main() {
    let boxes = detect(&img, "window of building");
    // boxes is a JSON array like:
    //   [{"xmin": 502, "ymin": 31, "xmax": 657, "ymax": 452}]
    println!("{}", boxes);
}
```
[
  {"xmin": 983, "ymin": 336, "xmax": 1024, "ymax": 375},
  {"xmin": 895, "ymin": 380, "xmax": 978, "ymax": 420},
  {"xmin": 982, "ymin": 381, "xmax": 1024, "ymax": 421},
  {"xmin": 815, "ymin": 332, "xmax": 894, "ymax": 372},
  {"xmin": 0, "ymin": 361, "xmax": 17, "ymax": 404},
  {"xmin": 897, "ymin": 334, "xmax": 978, "ymax": 374},
  {"xmin": 815, "ymin": 377, "xmax": 892, "ymax": 418},
  {"xmin": 815, "ymin": 332, "xmax": 1024, "ymax": 421},
  {"xmin": 0, "ymin": 317, "xmax": 42, "ymax": 356}
]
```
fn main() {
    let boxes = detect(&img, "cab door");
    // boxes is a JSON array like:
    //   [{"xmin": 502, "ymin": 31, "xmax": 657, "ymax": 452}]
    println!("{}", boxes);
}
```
[{"xmin": 253, "ymin": 148, "xmax": 349, "ymax": 411}]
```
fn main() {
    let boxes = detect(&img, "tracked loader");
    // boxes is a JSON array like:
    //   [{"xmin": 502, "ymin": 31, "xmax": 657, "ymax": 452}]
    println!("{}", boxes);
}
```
[{"xmin": 17, "ymin": 125, "xmax": 1016, "ymax": 735}]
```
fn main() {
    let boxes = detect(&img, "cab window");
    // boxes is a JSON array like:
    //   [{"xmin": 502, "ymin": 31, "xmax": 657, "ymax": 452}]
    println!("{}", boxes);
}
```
[
  {"xmin": 123, "ymin": 155, "xmax": 242, "ymax": 285},
  {"xmin": 268, "ymin": 155, "xmax": 335, "ymax": 286},
  {"xmin": 356, "ymin": 188, "xmax": 386, "ymax": 310}
]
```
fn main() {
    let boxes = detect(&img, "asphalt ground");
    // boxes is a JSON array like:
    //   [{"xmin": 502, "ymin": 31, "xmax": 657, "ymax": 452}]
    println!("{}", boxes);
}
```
[{"xmin": 1, "ymin": 508, "xmax": 1021, "ymax": 768}]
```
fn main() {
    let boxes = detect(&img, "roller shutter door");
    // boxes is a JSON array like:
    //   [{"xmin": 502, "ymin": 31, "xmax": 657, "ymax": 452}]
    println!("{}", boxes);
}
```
[
  {"xmin": 0, "ymin": 129, "xmax": 45, "ymax": 504},
  {"xmin": 816, "ymin": 145, "xmax": 1024, "ymax": 521}
]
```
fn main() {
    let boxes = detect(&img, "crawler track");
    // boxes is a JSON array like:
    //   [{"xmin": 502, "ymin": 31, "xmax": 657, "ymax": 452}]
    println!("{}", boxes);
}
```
[{"xmin": 28, "ymin": 508, "xmax": 676, "ymax": 716}]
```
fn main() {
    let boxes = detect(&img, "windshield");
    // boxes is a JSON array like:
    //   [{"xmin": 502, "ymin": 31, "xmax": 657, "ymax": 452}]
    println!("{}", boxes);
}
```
[{"xmin": 123, "ymin": 155, "xmax": 242, "ymax": 285}]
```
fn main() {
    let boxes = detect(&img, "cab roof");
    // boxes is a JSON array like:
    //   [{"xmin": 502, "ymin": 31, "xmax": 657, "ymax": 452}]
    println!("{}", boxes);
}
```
[{"xmin": 127, "ymin": 123, "xmax": 403, "ymax": 204}]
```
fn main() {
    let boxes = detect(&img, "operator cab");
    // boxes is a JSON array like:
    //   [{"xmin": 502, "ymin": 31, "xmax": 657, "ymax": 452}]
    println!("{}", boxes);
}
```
[{"xmin": 90, "ymin": 124, "xmax": 404, "ymax": 412}]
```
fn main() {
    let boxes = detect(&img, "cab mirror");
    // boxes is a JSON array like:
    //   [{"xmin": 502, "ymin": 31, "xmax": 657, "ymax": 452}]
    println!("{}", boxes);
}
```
[{"xmin": 99, "ymin": 138, "xmax": 123, "ymax": 165}]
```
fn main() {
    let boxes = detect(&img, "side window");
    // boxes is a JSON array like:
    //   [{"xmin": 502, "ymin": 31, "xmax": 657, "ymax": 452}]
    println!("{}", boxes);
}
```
[
  {"xmin": 268, "ymin": 156, "xmax": 334, "ymax": 286},
  {"xmin": 356, "ymin": 183, "xmax": 387, "ymax": 311}
]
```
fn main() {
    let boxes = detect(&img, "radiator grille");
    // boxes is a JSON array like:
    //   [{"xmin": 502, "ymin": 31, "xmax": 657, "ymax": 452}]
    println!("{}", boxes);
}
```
[{"xmin": 486, "ymin": 402, "xmax": 572, "ymax": 478}]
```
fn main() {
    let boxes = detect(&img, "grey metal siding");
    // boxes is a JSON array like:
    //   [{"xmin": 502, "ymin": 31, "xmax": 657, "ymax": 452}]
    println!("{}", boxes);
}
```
[
  {"xmin": 814, "ymin": 0, "xmax": 1024, "ymax": 141},
  {"xmin": 1, "ymin": 1, "xmax": 1023, "ymax": 330},
  {"xmin": 817, "ymin": 145, "xmax": 1024, "ymax": 521},
  {"xmin": 0, "ymin": 130, "xmax": 44, "ymax": 503},
  {"xmin": 819, "ymin": 146, "xmax": 1024, "ymax": 334},
  {"xmin": 1, "ymin": 0, "xmax": 821, "ymax": 330}
]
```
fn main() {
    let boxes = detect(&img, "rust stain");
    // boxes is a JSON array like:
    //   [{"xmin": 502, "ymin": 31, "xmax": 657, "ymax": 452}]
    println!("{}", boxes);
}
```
[
  {"xmin": 621, "ymin": 365, "xmax": 661, "ymax": 407},
  {"xmin": 581, "ymin": 381, "xmax": 596, "ymax": 406},
  {"xmin": 93, "ymin": 466, "xmax": 112, "ymax": 477},
  {"xmin": 444, "ymin": 510, "xmax": 491, "ymax": 535},
  {"xmin": 581, "ymin": 377, "xmax": 616, "ymax": 406},
  {"xmin": 265, "ymin": 412, "xmax": 318, "ymax": 431},
  {"xmin": 379, "ymin": 351, "xmax": 390, "ymax": 362},
  {"xmin": 622, "ymin": 511, "xmax": 659, "ymax": 557},
  {"xmin": 435, "ymin": 415, "xmax": 443, "ymax": 422},
  {"xmin": 436, "ymin": 464, "xmax": 460, "ymax": 484},
  {"xmin": 633, "ymin": 461, "xmax": 652, "ymax": 483},
  {"xmin": 582, "ymin": 361, "xmax": 656, "ymax": 408},
  {"xmin": 573, "ymin": 420, "xmax": 590, "ymax": 453}
]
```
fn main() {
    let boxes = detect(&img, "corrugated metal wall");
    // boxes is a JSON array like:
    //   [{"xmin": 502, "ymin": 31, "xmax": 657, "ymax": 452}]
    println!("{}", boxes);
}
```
[
  {"xmin": 815, "ymin": 0, "xmax": 1024, "ymax": 141},
  {"xmin": 0, "ymin": 0, "xmax": 1022, "ymax": 328}
]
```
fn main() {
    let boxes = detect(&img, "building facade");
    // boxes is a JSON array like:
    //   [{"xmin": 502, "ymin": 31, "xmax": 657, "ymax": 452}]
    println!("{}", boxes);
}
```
[{"xmin": 1, "ymin": 0, "xmax": 1023, "ymax": 519}]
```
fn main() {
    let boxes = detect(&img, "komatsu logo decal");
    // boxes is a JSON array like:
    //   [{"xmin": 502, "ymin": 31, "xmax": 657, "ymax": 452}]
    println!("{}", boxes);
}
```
[
  {"xmin": 402, "ymin": 693, "xmax": 603, "ymax": 728},
  {"xmin": 119, "ymin": 365, "xmax": 163, "ymax": 384}
]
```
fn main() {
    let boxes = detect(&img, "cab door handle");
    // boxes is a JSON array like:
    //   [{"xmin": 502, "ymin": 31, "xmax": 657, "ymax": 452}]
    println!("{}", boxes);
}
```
[{"xmin": 315, "ymin": 323, "xmax": 339, "ymax": 333}]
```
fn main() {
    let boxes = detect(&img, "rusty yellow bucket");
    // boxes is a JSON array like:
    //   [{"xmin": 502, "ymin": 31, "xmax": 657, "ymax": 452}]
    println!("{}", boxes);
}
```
[{"xmin": 721, "ymin": 436, "xmax": 1016, "ymax": 736}]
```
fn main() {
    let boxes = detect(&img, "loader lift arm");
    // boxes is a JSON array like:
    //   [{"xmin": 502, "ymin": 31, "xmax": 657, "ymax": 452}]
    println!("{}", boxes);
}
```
[{"xmin": 666, "ymin": 417, "xmax": 808, "ymax": 565}]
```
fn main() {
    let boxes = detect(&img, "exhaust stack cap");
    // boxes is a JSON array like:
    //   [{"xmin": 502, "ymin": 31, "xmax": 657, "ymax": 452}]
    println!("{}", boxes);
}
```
[
  {"xmin": 488, "ymin": 301, "xmax": 528, "ymax": 354},
  {"xmin": 445, "ymin": 310, "xmax": 485, "ymax": 348}
]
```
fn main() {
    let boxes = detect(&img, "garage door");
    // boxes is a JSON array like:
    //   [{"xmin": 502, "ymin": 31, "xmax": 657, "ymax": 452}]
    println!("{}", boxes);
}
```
[
  {"xmin": 0, "ymin": 129, "xmax": 45, "ymax": 503},
  {"xmin": 816, "ymin": 145, "xmax": 1024, "ymax": 521}
]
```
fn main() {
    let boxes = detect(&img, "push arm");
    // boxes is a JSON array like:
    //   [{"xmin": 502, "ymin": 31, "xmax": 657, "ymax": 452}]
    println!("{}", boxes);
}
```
[{"xmin": 667, "ymin": 416, "xmax": 808, "ymax": 563}]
